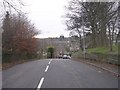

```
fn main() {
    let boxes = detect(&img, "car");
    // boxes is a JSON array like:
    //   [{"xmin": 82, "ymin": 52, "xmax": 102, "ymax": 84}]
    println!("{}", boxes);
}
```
[
  {"xmin": 63, "ymin": 55, "xmax": 71, "ymax": 59},
  {"xmin": 63, "ymin": 55, "xmax": 68, "ymax": 59},
  {"xmin": 67, "ymin": 55, "xmax": 71, "ymax": 59}
]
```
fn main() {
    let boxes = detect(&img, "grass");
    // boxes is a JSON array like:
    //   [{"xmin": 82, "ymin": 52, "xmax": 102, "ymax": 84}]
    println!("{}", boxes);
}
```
[
  {"xmin": 72, "ymin": 45, "xmax": 119, "ymax": 65},
  {"xmin": 72, "ymin": 45, "xmax": 119, "ymax": 58},
  {"xmin": 72, "ymin": 50, "xmax": 83, "ymax": 58},
  {"xmin": 87, "ymin": 45, "xmax": 118, "ymax": 55},
  {"xmin": 87, "ymin": 47, "xmax": 109, "ymax": 54}
]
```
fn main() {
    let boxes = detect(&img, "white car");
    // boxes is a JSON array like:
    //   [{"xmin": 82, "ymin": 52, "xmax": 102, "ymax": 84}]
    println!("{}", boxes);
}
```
[
  {"xmin": 67, "ymin": 55, "xmax": 71, "ymax": 59},
  {"xmin": 63, "ymin": 55, "xmax": 71, "ymax": 59}
]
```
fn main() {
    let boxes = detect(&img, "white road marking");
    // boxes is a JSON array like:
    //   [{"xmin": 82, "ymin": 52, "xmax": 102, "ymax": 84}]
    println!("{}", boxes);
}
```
[
  {"xmin": 45, "ymin": 65, "xmax": 49, "ymax": 72},
  {"xmin": 48, "ymin": 59, "xmax": 52, "ymax": 65},
  {"xmin": 98, "ymin": 71, "xmax": 102, "ymax": 73},
  {"xmin": 37, "ymin": 77, "xmax": 44, "ymax": 89},
  {"xmin": 37, "ymin": 59, "xmax": 52, "ymax": 89},
  {"xmin": 48, "ymin": 61, "xmax": 51, "ymax": 65}
]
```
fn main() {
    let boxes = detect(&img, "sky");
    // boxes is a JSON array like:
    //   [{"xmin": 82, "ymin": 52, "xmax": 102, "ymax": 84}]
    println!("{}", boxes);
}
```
[{"xmin": 23, "ymin": 0, "xmax": 70, "ymax": 38}]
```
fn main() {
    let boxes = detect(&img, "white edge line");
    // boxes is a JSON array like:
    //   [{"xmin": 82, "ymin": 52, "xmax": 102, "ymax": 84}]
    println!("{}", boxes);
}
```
[
  {"xmin": 37, "ymin": 77, "xmax": 44, "ymax": 89},
  {"xmin": 45, "ymin": 65, "xmax": 49, "ymax": 72}
]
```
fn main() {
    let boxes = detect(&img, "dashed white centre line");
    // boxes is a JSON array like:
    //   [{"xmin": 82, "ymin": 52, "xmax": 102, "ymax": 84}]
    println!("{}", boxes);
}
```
[
  {"xmin": 48, "ymin": 61, "xmax": 51, "ymax": 65},
  {"xmin": 45, "ymin": 65, "xmax": 49, "ymax": 72},
  {"xmin": 50, "ymin": 59, "xmax": 52, "ymax": 62},
  {"xmin": 98, "ymin": 71, "xmax": 102, "ymax": 73},
  {"xmin": 48, "ymin": 59, "xmax": 52, "ymax": 65},
  {"xmin": 37, "ymin": 77, "xmax": 44, "ymax": 89},
  {"xmin": 37, "ymin": 59, "xmax": 52, "ymax": 89}
]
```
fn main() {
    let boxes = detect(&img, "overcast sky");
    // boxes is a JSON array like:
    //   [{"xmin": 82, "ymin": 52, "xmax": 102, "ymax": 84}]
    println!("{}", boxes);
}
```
[{"xmin": 23, "ymin": 0, "xmax": 70, "ymax": 38}]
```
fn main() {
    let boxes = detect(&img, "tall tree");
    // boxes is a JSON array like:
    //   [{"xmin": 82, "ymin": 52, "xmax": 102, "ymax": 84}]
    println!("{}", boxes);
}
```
[
  {"xmin": 65, "ymin": 0, "xmax": 84, "ymax": 50},
  {"xmin": 65, "ymin": 0, "xmax": 118, "ymax": 48},
  {"xmin": 0, "ymin": 0, "xmax": 24, "ymax": 13},
  {"xmin": 2, "ymin": 12, "xmax": 39, "ymax": 62},
  {"xmin": 116, "ymin": 1, "xmax": 120, "ymax": 44}
]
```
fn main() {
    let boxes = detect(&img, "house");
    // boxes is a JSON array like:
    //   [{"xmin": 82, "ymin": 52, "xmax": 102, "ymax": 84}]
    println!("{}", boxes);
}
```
[{"xmin": 37, "ymin": 35, "xmax": 70, "ymax": 58}]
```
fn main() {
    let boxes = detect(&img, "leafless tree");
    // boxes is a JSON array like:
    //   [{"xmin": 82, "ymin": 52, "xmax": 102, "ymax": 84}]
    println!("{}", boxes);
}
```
[
  {"xmin": 65, "ymin": 0, "xmax": 118, "ymax": 49},
  {"xmin": 0, "ymin": 0, "xmax": 24, "ymax": 13},
  {"xmin": 0, "ymin": 0, "xmax": 25, "ymax": 27},
  {"xmin": 2, "ymin": 12, "xmax": 39, "ymax": 62}
]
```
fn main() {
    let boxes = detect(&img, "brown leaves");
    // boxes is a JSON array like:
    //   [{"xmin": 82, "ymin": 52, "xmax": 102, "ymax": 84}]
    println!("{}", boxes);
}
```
[{"xmin": 2, "ymin": 13, "xmax": 39, "ymax": 61}]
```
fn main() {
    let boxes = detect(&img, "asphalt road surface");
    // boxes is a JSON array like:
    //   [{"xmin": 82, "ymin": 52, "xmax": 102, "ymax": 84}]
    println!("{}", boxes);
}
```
[{"xmin": 2, "ymin": 59, "xmax": 119, "ymax": 88}]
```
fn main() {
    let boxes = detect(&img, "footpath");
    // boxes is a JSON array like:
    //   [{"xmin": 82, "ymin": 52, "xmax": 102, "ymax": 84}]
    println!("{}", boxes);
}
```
[{"xmin": 72, "ymin": 58, "xmax": 119, "ymax": 77}]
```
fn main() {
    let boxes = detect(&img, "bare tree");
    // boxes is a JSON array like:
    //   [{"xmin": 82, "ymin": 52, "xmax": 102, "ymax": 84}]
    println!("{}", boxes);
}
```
[
  {"xmin": 0, "ymin": 0, "xmax": 25, "ymax": 27},
  {"xmin": 65, "ymin": 0, "xmax": 118, "ymax": 48},
  {"xmin": 0, "ymin": 0, "xmax": 24, "ymax": 13},
  {"xmin": 2, "ymin": 12, "xmax": 39, "ymax": 62}
]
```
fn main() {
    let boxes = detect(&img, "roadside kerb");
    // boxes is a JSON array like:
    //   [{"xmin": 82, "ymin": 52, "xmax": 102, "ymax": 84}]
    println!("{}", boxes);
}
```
[
  {"xmin": 86, "ymin": 61, "xmax": 119, "ymax": 77},
  {"xmin": 72, "ymin": 58, "xmax": 120, "ymax": 77}
]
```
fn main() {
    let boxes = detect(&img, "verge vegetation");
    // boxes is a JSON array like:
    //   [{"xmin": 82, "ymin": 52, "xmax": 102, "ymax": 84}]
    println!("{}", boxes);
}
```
[{"xmin": 72, "ymin": 45, "xmax": 119, "ymax": 65}]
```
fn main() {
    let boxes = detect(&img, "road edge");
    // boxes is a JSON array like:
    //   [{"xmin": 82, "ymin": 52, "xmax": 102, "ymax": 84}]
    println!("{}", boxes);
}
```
[{"xmin": 71, "ymin": 58, "xmax": 120, "ymax": 77}]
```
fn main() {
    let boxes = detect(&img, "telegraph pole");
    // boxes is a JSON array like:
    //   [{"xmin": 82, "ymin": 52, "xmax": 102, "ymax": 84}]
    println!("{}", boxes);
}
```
[
  {"xmin": 81, "ymin": 0, "xmax": 86, "ymax": 60},
  {"xmin": 82, "ymin": 18, "xmax": 86, "ymax": 60}
]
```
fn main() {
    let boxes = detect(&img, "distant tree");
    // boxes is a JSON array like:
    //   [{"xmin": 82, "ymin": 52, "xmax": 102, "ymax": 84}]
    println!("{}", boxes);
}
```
[{"xmin": 47, "ymin": 46, "xmax": 54, "ymax": 58}]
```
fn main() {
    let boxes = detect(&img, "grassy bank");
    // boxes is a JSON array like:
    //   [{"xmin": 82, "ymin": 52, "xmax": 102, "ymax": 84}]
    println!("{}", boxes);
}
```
[
  {"xmin": 72, "ymin": 45, "xmax": 119, "ymax": 65},
  {"xmin": 87, "ymin": 45, "xmax": 118, "ymax": 55}
]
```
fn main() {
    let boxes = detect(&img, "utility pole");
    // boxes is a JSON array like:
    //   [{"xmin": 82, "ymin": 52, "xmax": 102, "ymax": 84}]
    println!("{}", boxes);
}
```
[
  {"xmin": 82, "ymin": 18, "xmax": 86, "ymax": 60},
  {"xmin": 81, "ymin": 1, "xmax": 86, "ymax": 60}
]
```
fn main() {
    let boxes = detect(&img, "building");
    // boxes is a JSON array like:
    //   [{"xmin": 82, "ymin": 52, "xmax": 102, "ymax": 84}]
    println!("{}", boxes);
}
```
[{"xmin": 37, "ymin": 35, "xmax": 71, "ymax": 58}]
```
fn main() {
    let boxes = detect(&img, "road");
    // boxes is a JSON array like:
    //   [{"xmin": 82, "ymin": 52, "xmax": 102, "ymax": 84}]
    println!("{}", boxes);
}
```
[
  {"xmin": 0, "ymin": 71, "xmax": 2, "ymax": 90},
  {"xmin": 2, "ymin": 59, "xmax": 119, "ymax": 88}
]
